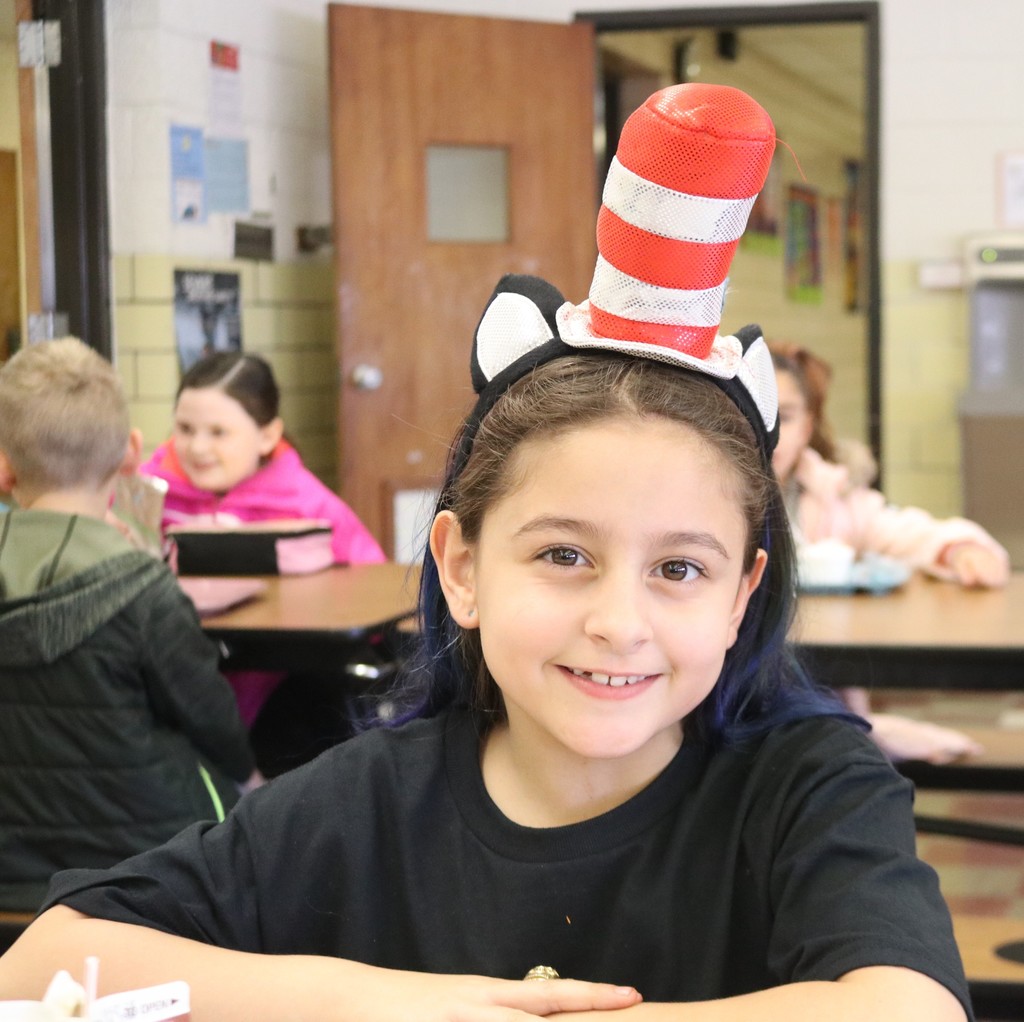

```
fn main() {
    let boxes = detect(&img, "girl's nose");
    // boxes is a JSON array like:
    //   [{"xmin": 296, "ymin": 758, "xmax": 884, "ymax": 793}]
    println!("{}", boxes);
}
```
[{"xmin": 583, "ymin": 570, "xmax": 653, "ymax": 653}]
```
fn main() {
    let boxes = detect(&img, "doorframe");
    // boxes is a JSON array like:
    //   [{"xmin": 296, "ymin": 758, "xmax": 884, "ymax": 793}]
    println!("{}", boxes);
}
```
[
  {"xmin": 31, "ymin": 0, "xmax": 111, "ymax": 357},
  {"xmin": 576, "ymin": 2, "xmax": 882, "ymax": 471}
]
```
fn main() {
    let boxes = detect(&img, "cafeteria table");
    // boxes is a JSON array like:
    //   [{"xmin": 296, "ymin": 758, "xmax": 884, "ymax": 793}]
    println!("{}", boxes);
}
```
[
  {"xmin": 953, "ymin": 913, "xmax": 1024, "ymax": 1020},
  {"xmin": 792, "ymin": 572, "xmax": 1024, "ymax": 843},
  {"xmin": 197, "ymin": 562, "xmax": 420, "ymax": 672},
  {"xmin": 792, "ymin": 571, "xmax": 1024, "ymax": 692}
]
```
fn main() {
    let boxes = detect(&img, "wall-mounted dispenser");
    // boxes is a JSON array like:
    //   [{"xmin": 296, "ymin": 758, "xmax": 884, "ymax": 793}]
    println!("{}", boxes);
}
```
[{"xmin": 959, "ymin": 234, "xmax": 1024, "ymax": 566}]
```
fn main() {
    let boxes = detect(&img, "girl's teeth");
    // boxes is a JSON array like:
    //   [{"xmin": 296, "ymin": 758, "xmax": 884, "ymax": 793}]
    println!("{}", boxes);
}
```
[{"xmin": 570, "ymin": 668, "xmax": 644, "ymax": 686}]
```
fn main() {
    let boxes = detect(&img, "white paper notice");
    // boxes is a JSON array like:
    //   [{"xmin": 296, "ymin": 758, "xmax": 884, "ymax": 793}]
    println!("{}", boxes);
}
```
[{"xmin": 209, "ymin": 40, "xmax": 243, "ymax": 139}]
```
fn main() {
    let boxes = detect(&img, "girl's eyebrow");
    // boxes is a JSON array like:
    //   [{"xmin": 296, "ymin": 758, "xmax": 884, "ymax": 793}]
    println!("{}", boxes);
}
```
[
  {"xmin": 514, "ymin": 516, "xmax": 730, "ymax": 560},
  {"xmin": 514, "ymin": 515, "xmax": 598, "ymax": 540},
  {"xmin": 661, "ymin": 531, "xmax": 730, "ymax": 560}
]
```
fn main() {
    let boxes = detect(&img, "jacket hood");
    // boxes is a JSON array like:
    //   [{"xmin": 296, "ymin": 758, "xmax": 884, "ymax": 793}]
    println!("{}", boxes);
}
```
[{"xmin": 0, "ymin": 511, "xmax": 169, "ymax": 666}]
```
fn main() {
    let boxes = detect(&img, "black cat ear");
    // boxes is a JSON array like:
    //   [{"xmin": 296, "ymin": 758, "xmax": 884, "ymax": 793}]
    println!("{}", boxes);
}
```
[{"xmin": 470, "ymin": 275, "xmax": 566, "ymax": 394}]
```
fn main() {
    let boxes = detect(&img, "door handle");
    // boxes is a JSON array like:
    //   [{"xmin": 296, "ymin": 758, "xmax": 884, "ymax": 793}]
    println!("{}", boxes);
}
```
[{"xmin": 350, "ymin": 364, "xmax": 383, "ymax": 390}]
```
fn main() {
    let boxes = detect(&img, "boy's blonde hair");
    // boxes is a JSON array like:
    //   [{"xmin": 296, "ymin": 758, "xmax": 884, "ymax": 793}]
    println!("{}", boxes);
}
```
[{"xmin": 0, "ymin": 338, "xmax": 130, "ymax": 491}]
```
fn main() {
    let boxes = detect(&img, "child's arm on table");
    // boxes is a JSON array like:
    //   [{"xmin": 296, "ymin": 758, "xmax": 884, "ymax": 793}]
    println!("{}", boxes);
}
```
[
  {"xmin": 549, "ymin": 967, "xmax": 965, "ymax": 1021},
  {"xmin": 847, "ymin": 491, "xmax": 1009, "ymax": 588},
  {"xmin": 0, "ymin": 907, "xmax": 641, "ymax": 1022},
  {"xmin": 940, "ymin": 540, "xmax": 1010, "ymax": 588}
]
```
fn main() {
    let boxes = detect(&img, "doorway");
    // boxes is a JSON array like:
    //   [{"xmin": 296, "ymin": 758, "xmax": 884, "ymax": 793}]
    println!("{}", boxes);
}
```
[
  {"xmin": 1, "ymin": 0, "xmax": 24, "ymax": 356},
  {"xmin": 580, "ymin": 4, "xmax": 881, "ymax": 465}
]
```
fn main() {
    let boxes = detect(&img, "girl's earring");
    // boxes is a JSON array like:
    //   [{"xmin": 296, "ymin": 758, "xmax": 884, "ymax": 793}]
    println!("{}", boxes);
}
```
[{"xmin": 466, "ymin": 606, "xmax": 476, "ymax": 618}]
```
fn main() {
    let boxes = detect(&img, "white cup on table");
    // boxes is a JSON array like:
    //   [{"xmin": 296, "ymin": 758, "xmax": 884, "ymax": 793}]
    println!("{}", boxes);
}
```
[
  {"xmin": 797, "ymin": 538, "xmax": 856, "ymax": 589},
  {"xmin": 0, "ymin": 1004, "xmax": 60, "ymax": 1021}
]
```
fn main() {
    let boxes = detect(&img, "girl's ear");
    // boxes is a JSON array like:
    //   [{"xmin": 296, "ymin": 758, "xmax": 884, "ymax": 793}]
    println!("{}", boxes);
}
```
[
  {"xmin": 726, "ymin": 548, "xmax": 768, "ymax": 649},
  {"xmin": 429, "ymin": 510, "xmax": 479, "ymax": 629},
  {"xmin": 258, "ymin": 417, "xmax": 284, "ymax": 457}
]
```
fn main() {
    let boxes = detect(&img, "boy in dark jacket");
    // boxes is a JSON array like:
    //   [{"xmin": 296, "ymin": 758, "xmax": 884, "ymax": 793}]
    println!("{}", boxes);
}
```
[{"xmin": 0, "ymin": 338, "xmax": 260, "ymax": 912}]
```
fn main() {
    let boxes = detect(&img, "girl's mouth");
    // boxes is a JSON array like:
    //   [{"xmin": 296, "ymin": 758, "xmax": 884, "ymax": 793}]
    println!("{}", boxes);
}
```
[{"xmin": 567, "ymin": 667, "xmax": 653, "ymax": 688}]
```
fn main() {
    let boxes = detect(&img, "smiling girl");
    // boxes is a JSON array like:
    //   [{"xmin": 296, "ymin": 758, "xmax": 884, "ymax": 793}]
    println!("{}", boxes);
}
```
[
  {"xmin": 0, "ymin": 84, "xmax": 970, "ymax": 1022},
  {"xmin": 140, "ymin": 352, "xmax": 384, "ymax": 567},
  {"xmin": 139, "ymin": 352, "xmax": 385, "ymax": 727}
]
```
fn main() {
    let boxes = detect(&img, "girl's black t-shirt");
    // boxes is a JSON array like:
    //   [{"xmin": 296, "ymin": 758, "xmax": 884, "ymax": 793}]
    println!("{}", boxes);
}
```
[{"xmin": 44, "ymin": 708, "xmax": 972, "ymax": 1017}]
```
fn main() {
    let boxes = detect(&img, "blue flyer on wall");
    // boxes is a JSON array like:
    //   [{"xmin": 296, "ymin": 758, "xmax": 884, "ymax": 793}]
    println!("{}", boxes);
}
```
[
  {"xmin": 170, "ymin": 125, "xmax": 207, "ymax": 223},
  {"xmin": 173, "ymin": 269, "xmax": 242, "ymax": 372}
]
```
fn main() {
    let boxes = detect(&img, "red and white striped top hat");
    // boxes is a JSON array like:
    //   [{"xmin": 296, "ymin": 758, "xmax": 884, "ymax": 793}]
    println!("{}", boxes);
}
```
[
  {"xmin": 558, "ymin": 82, "xmax": 776, "ymax": 361},
  {"xmin": 469, "ymin": 84, "xmax": 781, "ymax": 462}
]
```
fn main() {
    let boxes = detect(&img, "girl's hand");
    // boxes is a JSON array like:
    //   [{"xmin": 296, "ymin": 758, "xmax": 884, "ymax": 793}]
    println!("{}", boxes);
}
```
[
  {"xmin": 868, "ymin": 713, "xmax": 983, "ymax": 765},
  {"xmin": 943, "ymin": 542, "xmax": 1010, "ymax": 588},
  {"xmin": 341, "ymin": 969, "xmax": 642, "ymax": 1021}
]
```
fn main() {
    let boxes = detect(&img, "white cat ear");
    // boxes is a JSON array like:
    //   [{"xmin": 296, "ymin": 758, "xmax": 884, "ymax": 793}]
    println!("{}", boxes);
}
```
[
  {"xmin": 735, "ymin": 329, "xmax": 779, "ymax": 434},
  {"xmin": 474, "ymin": 291, "xmax": 555, "ymax": 384},
  {"xmin": 469, "ymin": 275, "xmax": 567, "ymax": 394}
]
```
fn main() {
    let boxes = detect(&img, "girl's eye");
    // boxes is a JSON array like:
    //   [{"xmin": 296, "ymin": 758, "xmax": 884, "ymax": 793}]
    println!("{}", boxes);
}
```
[
  {"xmin": 542, "ymin": 546, "xmax": 583, "ymax": 567},
  {"xmin": 659, "ymin": 560, "xmax": 702, "ymax": 582}
]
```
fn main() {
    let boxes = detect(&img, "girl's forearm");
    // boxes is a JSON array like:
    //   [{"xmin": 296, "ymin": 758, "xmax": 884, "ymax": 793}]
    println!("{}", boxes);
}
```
[
  {"xmin": 0, "ymin": 907, "xmax": 358, "ymax": 1020},
  {"xmin": 551, "ymin": 966, "xmax": 966, "ymax": 1022},
  {"xmin": 0, "ymin": 907, "xmax": 643, "ymax": 1022}
]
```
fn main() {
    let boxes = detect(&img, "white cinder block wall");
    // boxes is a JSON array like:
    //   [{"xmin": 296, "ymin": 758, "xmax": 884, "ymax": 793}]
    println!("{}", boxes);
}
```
[
  {"xmin": 104, "ymin": 0, "xmax": 1024, "ymax": 515},
  {"xmin": 106, "ymin": 0, "xmax": 338, "ymax": 483}
]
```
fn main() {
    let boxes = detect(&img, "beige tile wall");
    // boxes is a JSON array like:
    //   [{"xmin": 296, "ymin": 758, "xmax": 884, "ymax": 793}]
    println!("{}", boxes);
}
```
[
  {"xmin": 880, "ymin": 260, "xmax": 969, "ymax": 517},
  {"xmin": 112, "ymin": 254, "xmax": 339, "ymax": 488}
]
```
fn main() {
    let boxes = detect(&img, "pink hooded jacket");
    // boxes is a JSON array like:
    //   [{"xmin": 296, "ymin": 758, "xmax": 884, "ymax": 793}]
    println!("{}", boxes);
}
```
[
  {"xmin": 790, "ymin": 448, "xmax": 1009, "ymax": 581},
  {"xmin": 140, "ymin": 440, "xmax": 386, "ymax": 566}
]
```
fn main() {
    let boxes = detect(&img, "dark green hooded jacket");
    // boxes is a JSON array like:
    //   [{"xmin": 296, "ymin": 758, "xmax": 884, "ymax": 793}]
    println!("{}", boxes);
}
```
[{"xmin": 0, "ymin": 510, "xmax": 255, "ymax": 911}]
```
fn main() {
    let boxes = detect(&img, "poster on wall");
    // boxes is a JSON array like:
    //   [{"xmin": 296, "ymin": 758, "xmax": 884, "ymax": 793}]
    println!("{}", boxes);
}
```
[
  {"xmin": 205, "ymin": 137, "xmax": 250, "ymax": 213},
  {"xmin": 785, "ymin": 184, "xmax": 822, "ymax": 305},
  {"xmin": 170, "ymin": 125, "xmax": 206, "ymax": 224},
  {"xmin": 209, "ymin": 41, "xmax": 243, "ymax": 138},
  {"xmin": 742, "ymin": 151, "xmax": 783, "ymax": 254},
  {"xmin": 173, "ymin": 270, "xmax": 242, "ymax": 373},
  {"xmin": 826, "ymin": 196, "xmax": 844, "ymax": 273},
  {"xmin": 843, "ymin": 160, "xmax": 864, "ymax": 312}
]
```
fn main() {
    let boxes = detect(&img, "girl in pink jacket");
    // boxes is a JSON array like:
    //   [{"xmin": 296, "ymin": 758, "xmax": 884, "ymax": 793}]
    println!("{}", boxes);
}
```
[
  {"xmin": 140, "ymin": 352, "xmax": 386, "ymax": 729},
  {"xmin": 771, "ymin": 342, "xmax": 1009, "ymax": 764},
  {"xmin": 140, "ymin": 353, "xmax": 385, "ymax": 567}
]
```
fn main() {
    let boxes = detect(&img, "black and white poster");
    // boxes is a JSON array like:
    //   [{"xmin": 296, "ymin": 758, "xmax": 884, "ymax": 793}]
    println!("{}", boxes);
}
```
[{"xmin": 173, "ymin": 269, "xmax": 242, "ymax": 372}]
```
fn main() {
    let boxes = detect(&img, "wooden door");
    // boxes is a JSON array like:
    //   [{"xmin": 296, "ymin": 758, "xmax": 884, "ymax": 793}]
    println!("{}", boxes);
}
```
[
  {"xmin": 0, "ymin": 151, "xmax": 19, "ymax": 357},
  {"xmin": 329, "ymin": 5, "xmax": 597, "ymax": 555}
]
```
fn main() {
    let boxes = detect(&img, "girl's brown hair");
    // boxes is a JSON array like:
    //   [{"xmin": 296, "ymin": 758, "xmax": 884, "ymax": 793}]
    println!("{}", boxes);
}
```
[
  {"xmin": 177, "ymin": 352, "xmax": 279, "ymax": 427},
  {"xmin": 767, "ymin": 341, "xmax": 836, "ymax": 463}
]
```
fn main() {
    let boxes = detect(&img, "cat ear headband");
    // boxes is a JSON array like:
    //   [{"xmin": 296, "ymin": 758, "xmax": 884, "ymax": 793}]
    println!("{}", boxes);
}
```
[{"xmin": 461, "ymin": 83, "xmax": 780, "ymax": 471}]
